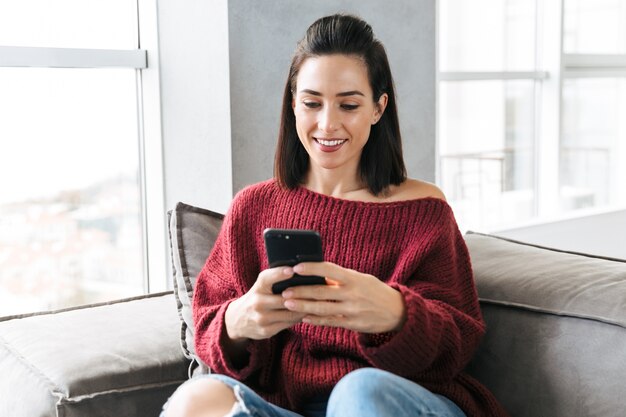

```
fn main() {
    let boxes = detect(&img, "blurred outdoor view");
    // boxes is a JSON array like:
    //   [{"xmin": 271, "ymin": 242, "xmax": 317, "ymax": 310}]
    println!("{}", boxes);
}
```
[
  {"xmin": 0, "ymin": 68, "xmax": 144, "ymax": 316},
  {"xmin": 439, "ymin": 0, "xmax": 626, "ymax": 232}
]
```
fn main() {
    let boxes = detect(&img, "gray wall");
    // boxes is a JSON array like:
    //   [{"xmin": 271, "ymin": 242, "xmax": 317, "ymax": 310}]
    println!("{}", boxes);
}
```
[
  {"xmin": 228, "ymin": 0, "xmax": 436, "ymax": 193},
  {"xmin": 157, "ymin": 0, "xmax": 436, "ymax": 213}
]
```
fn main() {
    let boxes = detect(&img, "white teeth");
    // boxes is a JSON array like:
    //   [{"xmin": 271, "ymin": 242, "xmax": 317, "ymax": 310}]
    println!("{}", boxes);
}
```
[{"xmin": 317, "ymin": 139, "xmax": 346, "ymax": 146}]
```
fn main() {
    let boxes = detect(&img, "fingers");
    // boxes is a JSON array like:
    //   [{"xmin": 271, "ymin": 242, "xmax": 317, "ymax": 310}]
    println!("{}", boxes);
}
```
[
  {"xmin": 282, "ymin": 292, "xmax": 351, "ymax": 329},
  {"xmin": 282, "ymin": 261, "xmax": 360, "ymax": 300},
  {"xmin": 281, "ymin": 262, "xmax": 353, "ymax": 315},
  {"xmin": 255, "ymin": 266, "xmax": 295, "ymax": 294},
  {"xmin": 229, "ymin": 292, "xmax": 306, "ymax": 340},
  {"xmin": 293, "ymin": 261, "xmax": 337, "ymax": 280},
  {"xmin": 281, "ymin": 282, "xmax": 342, "ymax": 301},
  {"xmin": 251, "ymin": 293, "xmax": 292, "ymax": 311},
  {"xmin": 245, "ymin": 263, "xmax": 397, "ymax": 334},
  {"xmin": 293, "ymin": 262, "xmax": 352, "ymax": 285},
  {"xmin": 283, "ymin": 298, "xmax": 344, "ymax": 317}
]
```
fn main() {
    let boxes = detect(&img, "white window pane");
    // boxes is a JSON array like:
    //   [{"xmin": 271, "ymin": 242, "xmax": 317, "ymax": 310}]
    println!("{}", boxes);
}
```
[
  {"xmin": 0, "ymin": 68, "xmax": 144, "ymax": 316},
  {"xmin": 439, "ymin": 0, "xmax": 536, "ymax": 71},
  {"xmin": 561, "ymin": 78, "xmax": 626, "ymax": 210},
  {"xmin": 0, "ymin": 1, "xmax": 137, "ymax": 49},
  {"xmin": 439, "ymin": 80, "xmax": 537, "ymax": 231},
  {"xmin": 564, "ymin": 0, "xmax": 626, "ymax": 54}
]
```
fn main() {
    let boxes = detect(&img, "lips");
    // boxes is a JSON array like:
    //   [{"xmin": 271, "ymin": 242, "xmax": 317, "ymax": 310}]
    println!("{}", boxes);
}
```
[{"xmin": 314, "ymin": 137, "xmax": 347, "ymax": 152}]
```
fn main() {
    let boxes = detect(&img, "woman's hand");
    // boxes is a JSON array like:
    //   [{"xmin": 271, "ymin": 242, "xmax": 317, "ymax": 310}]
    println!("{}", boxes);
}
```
[
  {"xmin": 224, "ymin": 266, "xmax": 307, "ymax": 342},
  {"xmin": 280, "ymin": 262, "xmax": 407, "ymax": 334}
]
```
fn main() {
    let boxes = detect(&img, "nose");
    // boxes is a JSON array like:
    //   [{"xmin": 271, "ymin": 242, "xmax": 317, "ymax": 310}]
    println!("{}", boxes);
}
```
[{"xmin": 318, "ymin": 106, "xmax": 340, "ymax": 133}]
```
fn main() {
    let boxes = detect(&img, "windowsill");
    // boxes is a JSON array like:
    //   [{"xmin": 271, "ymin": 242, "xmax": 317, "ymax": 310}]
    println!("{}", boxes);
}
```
[{"xmin": 490, "ymin": 204, "xmax": 626, "ymax": 234}]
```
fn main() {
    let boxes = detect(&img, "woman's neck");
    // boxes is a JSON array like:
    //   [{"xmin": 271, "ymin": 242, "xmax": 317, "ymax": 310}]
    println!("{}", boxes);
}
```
[{"xmin": 302, "ymin": 168, "xmax": 366, "ymax": 199}]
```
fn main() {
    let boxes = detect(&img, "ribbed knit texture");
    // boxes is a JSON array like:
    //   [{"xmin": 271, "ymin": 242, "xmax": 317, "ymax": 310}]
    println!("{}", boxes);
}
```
[{"xmin": 193, "ymin": 179, "xmax": 509, "ymax": 416}]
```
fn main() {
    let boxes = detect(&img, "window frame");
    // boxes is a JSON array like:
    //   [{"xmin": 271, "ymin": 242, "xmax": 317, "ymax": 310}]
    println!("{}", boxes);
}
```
[{"xmin": 137, "ymin": 0, "xmax": 168, "ymax": 293}]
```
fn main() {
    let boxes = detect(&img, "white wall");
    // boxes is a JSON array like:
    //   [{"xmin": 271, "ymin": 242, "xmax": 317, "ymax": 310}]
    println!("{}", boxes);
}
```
[
  {"xmin": 493, "ymin": 208, "xmax": 626, "ymax": 260},
  {"xmin": 157, "ymin": 0, "xmax": 233, "ymax": 214}
]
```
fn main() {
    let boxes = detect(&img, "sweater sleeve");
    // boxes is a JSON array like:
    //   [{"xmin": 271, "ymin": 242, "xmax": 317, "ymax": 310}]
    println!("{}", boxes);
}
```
[
  {"xmin": 356, "ymin": 209, "xmax": 485, "ymax": 382},
  {"xmin": 192, "ymin": 195, "xmax": 272, "ymax": 382}
]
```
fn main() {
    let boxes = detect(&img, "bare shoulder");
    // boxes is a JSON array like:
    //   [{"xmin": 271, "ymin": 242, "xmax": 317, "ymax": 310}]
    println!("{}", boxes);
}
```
[{"xmin": 389, "ymin": 179, "xmax": 447, "ymax": 202}]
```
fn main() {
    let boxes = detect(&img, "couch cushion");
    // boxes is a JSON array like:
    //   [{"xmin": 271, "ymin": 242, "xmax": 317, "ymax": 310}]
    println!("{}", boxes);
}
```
[
  {"xmin": 0, "ymin": 292, "xmax": 188, "ymax": 417},
  {"xmin": 168, "ymin": 202, "xmax": 224, "ymax": 375},
  {"xmin": 465, "ymin": 232, "xmax": 626, "ymax": 417}
]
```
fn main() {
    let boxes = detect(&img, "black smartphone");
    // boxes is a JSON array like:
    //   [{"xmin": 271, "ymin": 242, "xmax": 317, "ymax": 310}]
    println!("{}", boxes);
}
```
[{"xmin": 263, "ymin": 228, "xmax": 325, "ymax": 294}]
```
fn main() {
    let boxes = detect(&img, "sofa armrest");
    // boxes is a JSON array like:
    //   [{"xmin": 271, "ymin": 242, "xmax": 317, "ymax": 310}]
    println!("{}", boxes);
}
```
[
  {"xmin": 465, "ymin": 232, "xmax": 626, "ymax": 417},
  {"xmin": 0, "ymin": 292, "xmax": 188, "ymax": 417}
]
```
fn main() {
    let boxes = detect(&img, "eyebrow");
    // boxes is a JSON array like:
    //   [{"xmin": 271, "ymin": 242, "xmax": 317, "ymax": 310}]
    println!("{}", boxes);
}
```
[{"xmin": 299, "ymin": 89, "xmax": 365, "ymax": 97}]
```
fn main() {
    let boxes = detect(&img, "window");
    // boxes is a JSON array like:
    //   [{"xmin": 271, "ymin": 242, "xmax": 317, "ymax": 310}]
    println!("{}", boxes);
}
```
[
  {"xmin": 0, "ymin": 1, "xmax": 165, "ymax": 316},
  {"xmin": 438, "ymin": 0, "xmax": 626, "ymax": 232}
]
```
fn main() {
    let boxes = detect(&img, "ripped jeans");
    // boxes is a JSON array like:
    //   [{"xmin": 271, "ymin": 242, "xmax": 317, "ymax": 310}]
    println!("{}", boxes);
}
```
[{"xmin": 160, "ymin": 368, "xmax": 467, "ymax": 417}]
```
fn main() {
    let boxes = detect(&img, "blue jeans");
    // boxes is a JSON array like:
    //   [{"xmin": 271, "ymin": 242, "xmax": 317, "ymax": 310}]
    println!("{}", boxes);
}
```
[{"xmin": 161, "ymin": 368, "xmax": 466, "ymax": 417}]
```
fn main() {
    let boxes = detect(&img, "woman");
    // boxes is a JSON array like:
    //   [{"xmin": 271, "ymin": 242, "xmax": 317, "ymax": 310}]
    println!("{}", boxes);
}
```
[{"xmin": 163, "ymin": 13, "xmax": 508, "ymax": 417}]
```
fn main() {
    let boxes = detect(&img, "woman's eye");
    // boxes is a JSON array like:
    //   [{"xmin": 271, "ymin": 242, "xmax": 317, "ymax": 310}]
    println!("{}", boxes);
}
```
[
  {"xmin": 303, "ymin": 102, "xmax": 320, "ymax": 109},
  {"xmin": 341, "ymin": 104, "xmax": 359, "ymax": 111}
]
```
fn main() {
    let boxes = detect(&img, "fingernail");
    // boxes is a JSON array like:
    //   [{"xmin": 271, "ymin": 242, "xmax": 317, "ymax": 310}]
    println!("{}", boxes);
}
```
[
  {"xmin": 284, "ymin": 267, "xmax": 294, "ymax": 275},
  {"xmin": 293, "ymin": 264, "xmax": 303, "ymax": 273},
  {"xmin": 282, "ymin": 290, "xmax": 293, "ymax": 298},
  {"xmin": 284, "ymin": 300, "xmax": 295, "ymax": 309}
]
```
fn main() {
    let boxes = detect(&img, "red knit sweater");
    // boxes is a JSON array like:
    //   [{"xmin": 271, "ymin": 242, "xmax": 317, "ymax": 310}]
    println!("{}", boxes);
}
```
[{"xmin": 193, "ymin": 179, "xmax": 509, "ymax": 416}]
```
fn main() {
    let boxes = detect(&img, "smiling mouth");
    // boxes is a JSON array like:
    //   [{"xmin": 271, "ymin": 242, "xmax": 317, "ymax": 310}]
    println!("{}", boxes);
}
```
[{"xmin": 315, "ymin": 138, "xmax": 347, "ymax": 147}]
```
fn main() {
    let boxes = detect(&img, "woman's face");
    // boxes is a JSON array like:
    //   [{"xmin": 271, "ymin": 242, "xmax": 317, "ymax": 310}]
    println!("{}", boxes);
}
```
[{"xmin": 292, "ymin": 54, "xmax": 387, "ymax": 175}]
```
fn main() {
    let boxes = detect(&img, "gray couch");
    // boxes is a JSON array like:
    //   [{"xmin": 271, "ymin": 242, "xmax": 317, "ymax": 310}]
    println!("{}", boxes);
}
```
[{"xmin": 1, "ymin": 202, "xmax": 625, "ymax": 417}]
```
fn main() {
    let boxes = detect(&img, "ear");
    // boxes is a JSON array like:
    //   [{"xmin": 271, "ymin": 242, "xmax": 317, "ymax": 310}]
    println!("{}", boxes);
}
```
[{"xmin": 372, "ymin": 93, "xmax": 388, "ymax": 125}]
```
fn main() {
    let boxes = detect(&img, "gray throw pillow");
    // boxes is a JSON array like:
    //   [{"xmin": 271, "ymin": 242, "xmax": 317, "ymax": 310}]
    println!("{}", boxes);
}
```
[{"xmin": 168, "ymin": 202, "xmax": 224, "ymax": 376}]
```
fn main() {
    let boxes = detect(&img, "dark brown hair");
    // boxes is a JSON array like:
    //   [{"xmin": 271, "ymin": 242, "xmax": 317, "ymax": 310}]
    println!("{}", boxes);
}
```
[{"xmin": 274, "ymin": 14, "xmax": 406, "ymax": 195}]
